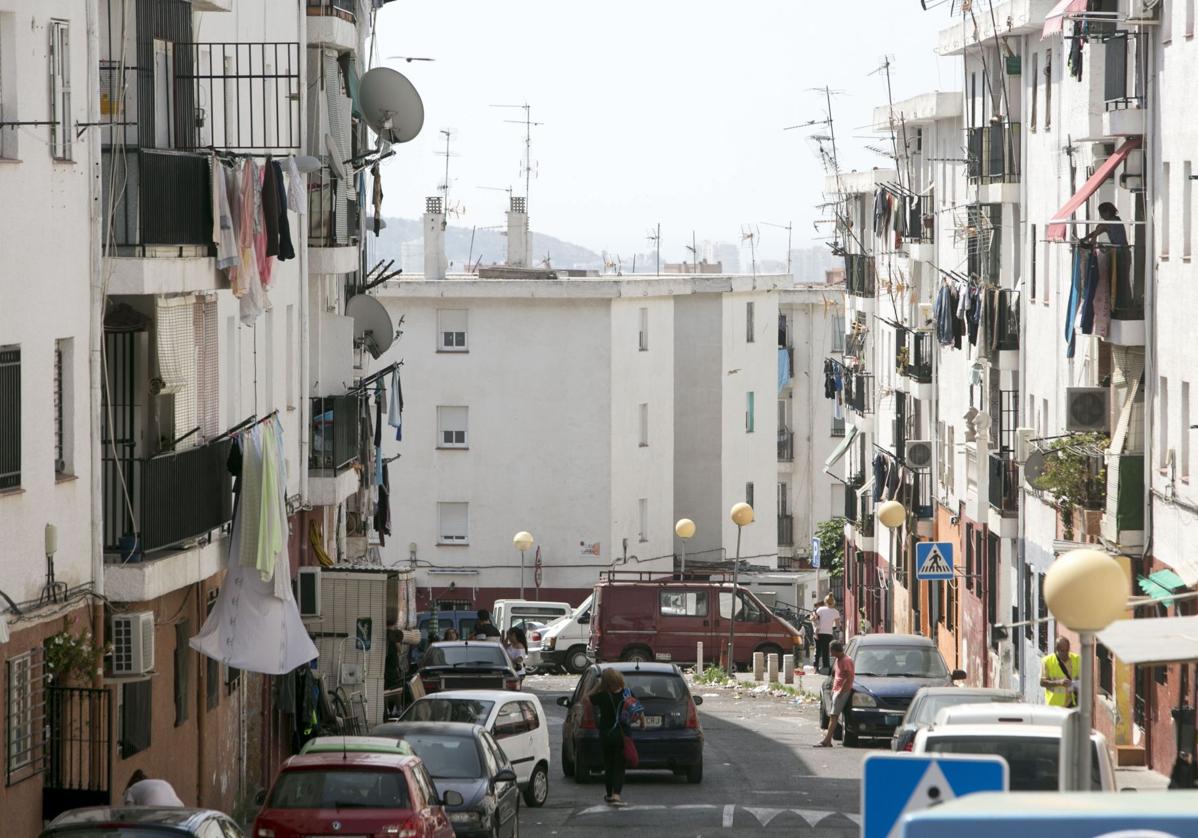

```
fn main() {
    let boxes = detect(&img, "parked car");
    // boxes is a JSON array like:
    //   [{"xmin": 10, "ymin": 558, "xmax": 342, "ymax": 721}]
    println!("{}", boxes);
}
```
[
  {"xmin": 382, "ymin": 690, "xmax": 551, "ymax": 807},
  {"xmin": 535, "ymin": 595, "xmax": 594, "ymax": 674},
  {"xmin": 417, "ymin": 641, "xmax": 521, "ymax": 694},
  {"xmin": 890, "ymin": 687, "xmax": 1019, "ymax": 751},
  {"xmin": 520, "ymin": 621, "xmax": 550, "ymax": 673},
  {"xmin": 492, "ymin": 599, "xmax": 574, "ymax": 637},
  {"xmin": 380, "ymin": 722, "xmax": 521, "ymax": 838},
  {"xmin": 40, "ymin": 807, "xmax": 244, "ymax": 838},
  {"xmin": 300, "ymin": 734, "xmax": 413, "ymax": 756},
  {"xmin": 252, "ymin": 751, "xmax": 459, "ymax": 838},
  {"xmin": 912, "ymin": 702, "xmax": 1116, "ymax": 791},
  {"xmin": 819, "ymin": 633, "xmax": 965, "ymax": 746},
  {"xmin": 558, "ymin": 661, "xmax": 704, "ymax": 784},
  {"xmin": 588, "ymin": 573, "xmax": 804, "ymax": 669}
]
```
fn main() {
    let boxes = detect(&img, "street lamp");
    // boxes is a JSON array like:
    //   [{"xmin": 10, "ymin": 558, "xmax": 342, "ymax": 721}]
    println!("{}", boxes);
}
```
[
  {"xmin": 1043, "ymin": 548, "xmax": 1127, "ymax": 792},
  {"xmin": 726, "ymin": 502, "xmax": 755, "ymax": 671},
  {"xmin": 877, "ymin": 499, "xmax": 905, "ymax": 633},
  {"xmin": 513, "ymin": 531, "xmax": 534, "ymax": 598},
  {"xmin": 675, "ymin": 518, "xmax": 696, "ymax": 577}
]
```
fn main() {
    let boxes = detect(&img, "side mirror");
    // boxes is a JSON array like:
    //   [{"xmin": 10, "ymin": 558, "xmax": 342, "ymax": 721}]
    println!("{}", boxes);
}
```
[
  {"xmin": 692, "ymin": 695, "xmax": 703, "ymax": 706},
  {"xmin": 442, "ymin": 789, "xmax": 464, "ymax": 806},
  {"xmin": 557, "ymin": 696, "xmax": 572, "ymax": 708},
  {"xmin": 494, "ymin": 767, "xmax": 518, "ymax": 784},
  {"xmin": 252, "ymin": 788, "xmax": 267, "ymax": 807},
  {"xmin": 578, "ymin": 615, "xmax": 590, "ymax": 624},
  {"xmin": 950, "ymin": 669, "xmax": 967, "ymax": 681}
]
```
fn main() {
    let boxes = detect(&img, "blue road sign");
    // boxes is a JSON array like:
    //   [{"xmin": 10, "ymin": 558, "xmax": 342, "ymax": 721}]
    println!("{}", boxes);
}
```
[
  {"xmin": 915, "ymin": 541, "xmax": 954, "ymax": 581},
  {"xmin": 811, "ymin": 536, "xmax": 821, "ymax": 569},
  {"xmin": 862, "ymin": 753, "xmax": 1008, "ymax": 838}
]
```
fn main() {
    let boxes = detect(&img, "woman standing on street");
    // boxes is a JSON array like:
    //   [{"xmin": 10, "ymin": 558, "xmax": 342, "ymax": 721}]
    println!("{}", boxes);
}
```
[{"xmin": 589, "ymin": 668, "xmax": 637, "ymax": 806}]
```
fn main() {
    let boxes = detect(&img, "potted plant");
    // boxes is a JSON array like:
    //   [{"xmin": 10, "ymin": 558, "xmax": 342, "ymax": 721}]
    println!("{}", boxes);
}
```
[
  {"xmin": 1032, "ymin": 433, "xmax": 1109, "ymax": 540},
  {"xmin": 45, "ymin": 619, "xmax": 109, "ymax": 688}
]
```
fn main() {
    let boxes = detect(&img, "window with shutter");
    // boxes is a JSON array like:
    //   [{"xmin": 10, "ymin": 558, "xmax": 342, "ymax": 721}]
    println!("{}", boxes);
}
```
[
  {"xmin": 438, "ymin": 502, "xmax": 469, "ymax": 543},
  {"xmin": 437, "ymin": 309, "xmax": 468, "ymax": 352},
  {"xmin": 0, "ymin": 345, "xmax": 20, "ymax": 490},
  {"xmin": 436, "ymin": 406, "xmax": 468, "ymax": 449},
  {"xmin": 49, "ymin": 20, "xmax": 71, "ymax": 160}
]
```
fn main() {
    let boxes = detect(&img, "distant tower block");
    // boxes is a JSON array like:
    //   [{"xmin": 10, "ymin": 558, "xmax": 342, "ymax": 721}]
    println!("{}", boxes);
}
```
[
  {"xmin": 506, "ymin": 196, "xmax": 529, "ymax": 267},
  {"xmin": 423, "ymin": 196, "xmax": 447, "ymax": 280}
]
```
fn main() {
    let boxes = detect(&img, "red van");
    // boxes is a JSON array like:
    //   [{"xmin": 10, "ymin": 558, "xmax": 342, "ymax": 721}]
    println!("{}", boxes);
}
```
[{"xmin": 587, "ymin": 571, "xmax": 804, "ymax": 669}]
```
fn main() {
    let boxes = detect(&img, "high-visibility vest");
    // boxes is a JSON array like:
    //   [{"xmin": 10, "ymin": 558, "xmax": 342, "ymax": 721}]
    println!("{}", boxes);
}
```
[{"xmin": 1042, "ymin": 652, "xmax": 1081, "ymax": 707}]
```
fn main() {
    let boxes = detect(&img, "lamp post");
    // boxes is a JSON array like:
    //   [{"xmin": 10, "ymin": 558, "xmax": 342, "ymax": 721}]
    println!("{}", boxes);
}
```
[
  {"xmin": 513, "ymin": 531, "xmax": 534, "ymax": 598},
  {"xmin": 1043, "ymin": 548, "xmax": 1127, "ymax": 791},
  {"xmin": 876, "ymin": 499, "xmax": 906, "ymax": 634},
  {"xmin": 726, "ymin": 502, "xmax": 755, "ymax": 671},
  {"xmin": 675, "ymin": 518, "xmax": 695, "ymax": 577}
]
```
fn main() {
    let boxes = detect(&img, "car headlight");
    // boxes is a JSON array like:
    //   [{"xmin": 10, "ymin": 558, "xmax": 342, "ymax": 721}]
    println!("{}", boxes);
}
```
[
  {"xmin": 851, "ymin": 692, "xmax": 877, "ymax": 708},
  {"xmin": 449, "ymin": 811, "xmax": 484, "ymax": 826}
]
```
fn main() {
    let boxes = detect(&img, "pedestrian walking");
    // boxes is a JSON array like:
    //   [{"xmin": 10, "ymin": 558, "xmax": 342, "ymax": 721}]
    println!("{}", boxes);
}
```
[
  {"xmin": 123, "ymin": 769, "xmax": 184, "ymax": 806},
  {"xmin": 813, "ymin": 594, "xmax": 841, "ymax": 674},
  {"xmin": 589, "ymin": 669, "xmax": 644, "ymax": 806},
  {"xmin": 816, "ymin": 640, "xmax": 854, "ymax": 748},
  {"xmin": 1040, "ymin": 636, "xmax": 1080, "ymax": 708},
  {"xmin": 1169, "ymin": 750, "xmax": 1196, "ymax": 789}
]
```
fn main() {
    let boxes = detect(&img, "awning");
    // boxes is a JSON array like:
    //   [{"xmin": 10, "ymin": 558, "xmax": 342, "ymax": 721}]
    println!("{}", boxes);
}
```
[
  {"xmin": 823, "ymin": 425, "xmax": 859, "ymax": 478},
  {"xmin": 1046, "ymin": 138, "xmax": 1141, "ymax": 241},
  {"xmin": 1097, "ymin": 615, "xmax": 1198, "ymax": 665},
  {"xmin": 1138, "ymin": 569, "xmax": 1188, "ymax": 607},
  {"xmin": 1042, "ymin": 0, "xmax": 1088, "ymax": 39}
]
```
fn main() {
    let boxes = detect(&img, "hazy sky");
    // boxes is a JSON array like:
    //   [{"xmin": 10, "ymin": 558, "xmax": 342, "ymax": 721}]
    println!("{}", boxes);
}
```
[{"xmin": 371, "ymin": 1, "xmax": 959, "ymax": 263}]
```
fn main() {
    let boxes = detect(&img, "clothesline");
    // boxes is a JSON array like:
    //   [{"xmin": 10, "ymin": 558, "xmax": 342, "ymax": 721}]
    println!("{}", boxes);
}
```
[
  {"xmin": 348, "ymin": 360, "xmax": 403, "ymax": 394},
  {"xmin": 212, "ymin": 409, "xmax": 280, "ymax": 444}
]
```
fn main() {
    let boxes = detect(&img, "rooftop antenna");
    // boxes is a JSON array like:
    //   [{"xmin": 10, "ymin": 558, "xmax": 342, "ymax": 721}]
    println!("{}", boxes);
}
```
[
  {"xmin": 685, "ymin": 230, "xmax": 698, "ymax": 273},
  {"xmin": 646, "ymin": 223, "xmax": 661, "ymax": 275},
  {"xmin": 761, "ymin": 221, "xmax": 793, "ymax": 275},
  {"xmin": 740, "ymin": 225, "xmax": 759, "ymax": 278},
  {"xmin": 602, "ymin": 251, "xmax": 620, "ymax": 275},
  {"xmin": 478, "ymin": 184, "xmax": 514, "ymax": 203},
  {"xmin": 434, "ymin": 128, "xmax": 461, "ymax": 218},
  {"xmin": 490, "ymin": 102, "xmax": 543, "ymax": 206},
  {"xmin": 869, "ymin": 56, "xmax": 913, "ymax": 194}
]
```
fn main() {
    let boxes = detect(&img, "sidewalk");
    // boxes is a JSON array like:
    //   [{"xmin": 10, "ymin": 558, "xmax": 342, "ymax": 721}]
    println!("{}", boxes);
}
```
[{"xmin": 1116, "ymin": 766, "xmax": 1171, "ymax": 791}]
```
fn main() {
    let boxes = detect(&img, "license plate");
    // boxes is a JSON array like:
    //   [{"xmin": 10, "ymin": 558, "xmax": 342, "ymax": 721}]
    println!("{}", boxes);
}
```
[
  {"xmin": 654, "ymin": 652, "xmax": 672, "ymax": 661},
  {"xmin": 885, "ymin": 714, "xmax": 903, "ymax": 726},
  {"xmin": 643, "ymin": 715, "xmax": 663, "ymax": 729}
]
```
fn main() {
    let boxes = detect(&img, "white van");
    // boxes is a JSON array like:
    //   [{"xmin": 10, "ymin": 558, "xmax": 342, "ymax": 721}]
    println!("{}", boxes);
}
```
[
  {"xmin": 912, "ymin": 702, "xmax": 1116, "ymax": 791},
  {"xmin": 531, "ymin": 595, "xmax": 593, "ymax": 674},
  {"xmin": 491, "ymin": 599, "xmax": 574, "ymax": 636}
]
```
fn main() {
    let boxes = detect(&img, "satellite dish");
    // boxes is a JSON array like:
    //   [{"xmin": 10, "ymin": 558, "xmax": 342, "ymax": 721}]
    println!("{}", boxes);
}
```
[
  {"xmin": 1023, "ymin": 450, "xmax": 1047, "ymax": 488},
  {"xmin": 359, "ymin": 67, "xmax": 424, "ymax": 144},
  {"xmin": 346, "ymin": 295, "xmax": 395, "ymax": 359},
  {"xmin": 324, "ymin": 133, "xmax": 347, "ymax": 179}
]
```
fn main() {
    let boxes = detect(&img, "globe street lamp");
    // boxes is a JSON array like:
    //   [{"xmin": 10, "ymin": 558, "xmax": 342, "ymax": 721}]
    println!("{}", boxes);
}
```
[
  {"xmin": 1043, "ymin": 548, "xmax": 1127, "ymax": 791},
  {"xmin": 675, "ymin": 518, "xmax": 696, "ymax": 577},
  {"xmin": 513, "ymin": 531, "xmax": 535, "ymax": 598},
  {"xmin": 726, "ymin": 502, "xmax": 755, "ymax": 671},
  {"xmin": 877, "ymin": 499, "xmax": 906, "ymax": 634}
]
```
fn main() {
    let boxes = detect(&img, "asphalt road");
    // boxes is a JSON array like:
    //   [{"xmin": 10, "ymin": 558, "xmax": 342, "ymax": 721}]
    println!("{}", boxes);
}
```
[{"xmin": 520, "ymin": 674, "xmax": 877, "ymax": 837}]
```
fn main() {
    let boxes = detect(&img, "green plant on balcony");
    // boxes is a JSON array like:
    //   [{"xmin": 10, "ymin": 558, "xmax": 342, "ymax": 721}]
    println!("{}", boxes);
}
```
[
  {"xmin": 45, "ymin": 618, "xmax": 109, "ymax": 687},
  {"xmin": 815, "ymin": 517, "xmax": 847, "ymax": 579},
  {"xmin": 1032, "ymin": 433, "xmax": 1109, "ymax": 540}
]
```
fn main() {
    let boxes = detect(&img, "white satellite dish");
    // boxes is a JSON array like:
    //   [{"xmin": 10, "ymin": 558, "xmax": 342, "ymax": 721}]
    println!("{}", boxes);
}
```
[
  {"xmin": 346, "ymin": 294, "xmax": 395, "ymax": 359},
  {"xmin": 324, "ymin": 133, "xmax": 347, "ymax": 179},
  {"xmin": 359, "ymin": 67, "xmax": 424, "ymax": 144}
]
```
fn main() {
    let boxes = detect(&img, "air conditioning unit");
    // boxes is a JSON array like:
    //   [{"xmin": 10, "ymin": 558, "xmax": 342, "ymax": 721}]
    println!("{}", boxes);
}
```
[
  {"xmin": 296, "ymin": 567, "xmax": 321, "ymax": 618},
  {"xmin": 906, "ymin": 440, "xmax": 933, "ymax": 469},
  {"xmin": 111, "ymin": 612, "xmax": 155, "ymax": 676},
  {"xmin": 1066, "ymin": 387, "xmax": 1110, "ymax": 433}
]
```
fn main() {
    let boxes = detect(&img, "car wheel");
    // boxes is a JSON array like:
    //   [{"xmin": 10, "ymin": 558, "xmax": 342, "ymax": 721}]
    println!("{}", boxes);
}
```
[
  {"xmin": 819, "ymin": 699, "xmax": 829, "ymax": 730},
  {"xmin": 686, "ymin": 761, "xmax": 703, "ymax": 784},
  {"xmin": 573, "ymin": 746, "xmax": 591, "ymax": 784},
  {"xmin": 561, "ymin": 743, "xmax": 575, "ymax": 777},
  {"xmin": 566, "ymin": 646, "xmax": 590, "ymax": 674},
  {"xmin": 523, "ymin": 762, "xmax": 549, "ymax": 807},
  {"xmin": 843, "ymin": 725, "xmax": 859, "ymax": 748},
  {"xmin": 621, "ymin": 645, "xmax": 652, "ymax": 663}
]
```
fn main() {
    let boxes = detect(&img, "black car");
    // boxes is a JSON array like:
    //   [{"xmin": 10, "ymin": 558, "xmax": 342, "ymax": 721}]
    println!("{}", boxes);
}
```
[
  {"xmin": 40, "ymin": 807, "xmax": 242, "ymax": 837},
  {"xmin": 374, "ymin": 721, "xmax": 520, "ymax": 838},
  {"xmin": 890, "ymin": 686, "xmax": 1018, "ymax": 751},
  {"xmin": 418, "ymin": 641, "xmax": 521, "ymax": 694},
  {"xmin": 558, "ymin": 661, "xmax": 704, "ymax": 784},
  {"xmin": 819, "ymin": 634, "xmax": 965, "ymax": 746}
]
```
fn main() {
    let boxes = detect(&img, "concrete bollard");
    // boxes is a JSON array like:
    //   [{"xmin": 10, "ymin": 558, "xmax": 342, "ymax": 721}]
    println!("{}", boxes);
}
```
[
  {"xmin": 696, "ymin": 642, "xmax": 704, "ymax": 675},
  {"xmin": 766, "ymin": 653, "xmax": 779, "ymax": 683},
  {"xmin": 753, "ymin": 651, "xmax": 765, "ymax": 681},
  {"xmin": 782, "ymin": 654, "xmax": 794, "ymax": 684}
]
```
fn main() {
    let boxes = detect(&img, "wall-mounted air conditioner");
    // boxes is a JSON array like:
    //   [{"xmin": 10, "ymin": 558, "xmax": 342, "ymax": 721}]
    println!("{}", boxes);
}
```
[
  {"xmin": 1066, "ymin": 387, "xmax": 1110, "ymax": 434},
  {"xmin": 111, "ymin": 612, "xmax": 155, "ymax": 676},
  {"xmin": 906, "ymin": 440, "xmax": 933, "ymax": 469}
]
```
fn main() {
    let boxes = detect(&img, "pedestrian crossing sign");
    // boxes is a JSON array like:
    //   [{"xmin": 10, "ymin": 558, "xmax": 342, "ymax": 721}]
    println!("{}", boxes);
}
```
[
  {"xmin": 862, "ymin": 753, "xmax": 1007, "ymax": 838},
  {"xmin": 915, "ymin": 542, "xmax": 954, "ymax": 581}
]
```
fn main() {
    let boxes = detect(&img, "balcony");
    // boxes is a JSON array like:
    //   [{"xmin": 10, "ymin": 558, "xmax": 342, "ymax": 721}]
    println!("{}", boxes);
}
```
[
  {"xmin": 897, "ymin": 327, "xmax": 932, "ymax": 384},
  {"xmin": 845, "ymin": 371, "xmax": 874, "ymax": 416},
  {"xmin": 309, "ymin": 394, "xmax": 362, "ymax": 506},
  {"xmin": 967, "ymin": 122, "xmax": 1021, "ymax": 186},
  {"xmin": 1101, "ymin": 453, "xmax": 1144, "ymax": 549},
  {"xmin": 1073, "ymin": 242, "xmax": 1145, "ymax": 345},
  {"xmin": 1103, "ymin": 31, "xmax": 1146, "ymax": 136},
  {"xmin": 988, "ymin": 452, "xmax": 1019, "ymax": 517},
  {"xmin": 778, "ymin": 514, "xmax": 795, "ymax": 548},
  {"xmin": 309, "ymin": 166, "xmax": 362, "ymax": 273},
  {"xmin": 307, "ymin": 0, "xmax": 358, "ymax": 51},
  {"xmin": 844, "ymin": 253, "xmax": 876, "ymax": 298},
  {"xmin": 778, "ymin": 430, "xmax": 795, "ymax": 463}
]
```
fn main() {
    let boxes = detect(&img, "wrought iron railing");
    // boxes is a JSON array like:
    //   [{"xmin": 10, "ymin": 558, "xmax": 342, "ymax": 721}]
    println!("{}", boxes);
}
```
[
  {"xmin": 967, "ymin": 122, "xmax": 1021, "ymax": 184},
  {"xmin": 101, "ymin": 148, "xmax": 213, "ymax": 253},
  {"xmin": 778, "ymin": 430, "xmax": 794, "ymax": 462},
  {"xmin": 1072, "ymin": 242, "xmax": 1144, "ymax": 321},
  {"xmin": 988, "ymin": 451, "xmax": 1019, "ymax": 516},
  {"xmin": 1104, "ymin": 31, "xmax": 1145, "ymax": 110},
  {"xmin": 310, "ymin": 395, "xmax": 360, "ymax": 471},
  {"xmin": 307, "ymin": 0, "xmax": 356, "ymax": 20},
  {"xmin": 897, "ymin": 326, "xmax": 932, "ymax": 383},
  {"xmin": 845, "ymin": 371, "xmax": 873, "ymax": 415},
  {"xmin": 43, "ymin": 687, "xmax": 111, "ymax": 821},
  {"xmin": 778, "ymin": 514, "xmax": 795, "ymax": 547},
  {"xmin": 844, "ymin": 253, "xmax": 876, "ymax": 298},
  {"xmin": 994, "ymin": 288, "xmax": 1020, "ymax": 351}
]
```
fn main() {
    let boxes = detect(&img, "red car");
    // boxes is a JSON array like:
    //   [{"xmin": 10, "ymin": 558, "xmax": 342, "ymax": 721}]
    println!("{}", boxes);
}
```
[{"xmin": 253, "ymin": 751, "xmax": 460, "ymax": 838}]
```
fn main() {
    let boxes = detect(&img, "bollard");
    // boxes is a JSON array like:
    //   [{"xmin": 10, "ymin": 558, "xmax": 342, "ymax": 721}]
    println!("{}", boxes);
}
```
[
  {"xmin": 766, "ymin": 653, "xmax": 779, "ymax": 683},
  {"xmin": 753, "ymin": 651, "xmax": 765, "ymax": 681},
  {"xmin": 782, "ymin": 654, "xmax": 794, "ymax": 684},
  {"xmin": 696, "ymin": 641, "xmax": 704, "ymax": 675}
]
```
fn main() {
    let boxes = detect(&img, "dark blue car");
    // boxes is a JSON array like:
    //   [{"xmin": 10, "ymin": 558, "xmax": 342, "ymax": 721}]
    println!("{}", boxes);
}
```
[{"xmin": 820, "ymin": 634, "xmax": 965, "ymax": 746}]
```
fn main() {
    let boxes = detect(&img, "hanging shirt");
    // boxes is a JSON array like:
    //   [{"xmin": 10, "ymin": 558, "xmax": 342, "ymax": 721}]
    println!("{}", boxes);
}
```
[
  {"xmin": 286, "ymin": 157, "xmax": 307, "ymax": 215},
  {"xmin": 211, "ymin": 156, "xmax": 239, "ymax": 276},
  {"xmin": 388, "ymin": 368, "xmax": 403, "ymax": 440},
  {"xmin": 273, "ymin": 161, "xmax": 295, "ymax": 261}
]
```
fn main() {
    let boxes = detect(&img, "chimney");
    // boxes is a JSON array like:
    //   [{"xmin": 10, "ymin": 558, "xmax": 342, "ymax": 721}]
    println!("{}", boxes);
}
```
[
  {"xmin": 506, "ymin": 196, "xmax": 529, "ymax": 267},
  {"xmin": 423, "ymin": 196, "xmax": 447, "ymax": 280}
]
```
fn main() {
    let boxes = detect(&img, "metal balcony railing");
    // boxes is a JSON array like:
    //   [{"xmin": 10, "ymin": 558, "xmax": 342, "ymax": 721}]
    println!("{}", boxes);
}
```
[
  {"xmin": 778, "ymin": 430, "xmax": 795, "ymax": 463},
  {"xmin": 102, "ymin": 439, "xmax": 233, "ymax": 556},
  {"xmin": 844, "ymin": 253, "xmax": 876, "ymax": 298},
  {"xmin": 1073, "ymin": 242, "xmax": 1145, "ymax": 322},
  {"xmin": 988, "ymin": 451, "xmax": 1019, "ymax": 516},
  {"xmin": 310, "ymin": 395, "xmax": 361, "ymax": 471},
  {"xmin": 845, "ymin": 371, "xmax": 874, "ymax": 416},
  {"xmin": 1104, "ymin": 31, "xmax": 1146, "ymax": 110},
  {"xmin": 309, "ymin": 166, "xmax": 360, "ymax": 248},
  {"xmin": 307, "ymin": 0, "xmax": 356, "ymax": 20},
  {"xmin": 101, "ymin": 148, "xmax": 213, "ymax": 253},
  {"xmin": 778, "ymin": 514, "xmax": 795, "ymax": 547},
  {"xmin": 897, "ymin": 327, "xmax": 932, "ymax": 383},
  {"xmin": 967, "ymin": 122, "xmax": 1021, "ymax": 185},
  {"xmin": 994, "ymin": 288, "xmax": 1020, "ymax": 351}
]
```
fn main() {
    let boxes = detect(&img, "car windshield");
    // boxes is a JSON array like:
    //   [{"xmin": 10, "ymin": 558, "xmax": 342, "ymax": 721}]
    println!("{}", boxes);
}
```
[
  {"xmin": 624, "ymin": 673, "xmax": 688, "ymax": 702},
  {"xmin": 422, "ymin": 644, "xmax": 508, "ymax": 668},
  {"xmin": 853, "ymin": 646, "xmax": 949, "ymax": 678},
  {"xmin": 402, "ymin": 698, "xmax": 496, "ymax": 725},
  {"xmin": 400, "ymin": 733, "xmax": 483, "ymax": 779},
  {"xmin": 912, "ymin": 693, "xmax": 1016, "ymax": 725},
  {"xmin": 926, "ymin": 736, "xmax": 1101, "ymax": 791},
  {"xmin": 268, "ymin": 768, "xmax": 411, "ymax": 809}
]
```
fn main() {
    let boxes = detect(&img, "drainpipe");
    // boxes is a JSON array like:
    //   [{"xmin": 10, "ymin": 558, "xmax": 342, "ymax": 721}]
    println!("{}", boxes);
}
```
[
  {"xmin": 86, "ymin": 0, "xmax": 104, "ymax": 602},
  {"xmin": 298, "ymin": 8, "xmax": 310, "ymax": 507}
]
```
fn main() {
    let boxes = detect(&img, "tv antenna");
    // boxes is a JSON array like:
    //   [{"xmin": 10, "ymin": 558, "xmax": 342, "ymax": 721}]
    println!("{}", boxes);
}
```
[
  {"xmin": 478, "ymin": 184, "xmax": 514, "ymax": 204},
  {"xmin": 740, "ymin": 225, "xmax": 760, "ymax": 278},
  {"xmin": 869, "ymin": 56, "xmax": 914, "ymax": 194},
  {"xmin": 601, "ymin": 251, "xmax": 621, "ymax": 275},
  {"xmin": 761, "ymin": 221, "xmax": 793, "ymax": 275},
  {"xmin": 540, "ymin": 251, "xmax": 552, "ymax": 269},
  {"xmin": 684, "ymin": 230, "xmax": 698, "ymax": 273},
  {"xmin": 490, "ymin": 102, "xmax": 543, "ymax": 206},
  {"xmin": 434, "ymin": 129, "xmax": 463, "ymax": 217},
  {"xmin": 646, "ymin": 223, "xmax": 662, "ymax": 275}
]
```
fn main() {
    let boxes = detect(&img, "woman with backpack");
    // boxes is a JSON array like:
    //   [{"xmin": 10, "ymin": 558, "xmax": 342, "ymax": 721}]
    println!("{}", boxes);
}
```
[{"xmin": 588, "ymin": 668, "xmax": 644, "ymax": 806}]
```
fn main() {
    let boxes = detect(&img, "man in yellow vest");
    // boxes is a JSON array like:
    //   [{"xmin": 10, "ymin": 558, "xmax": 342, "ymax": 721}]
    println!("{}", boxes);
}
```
[{"xmin": 1041, "ymin": 636, "xmax": 1081, "ymax": 707}]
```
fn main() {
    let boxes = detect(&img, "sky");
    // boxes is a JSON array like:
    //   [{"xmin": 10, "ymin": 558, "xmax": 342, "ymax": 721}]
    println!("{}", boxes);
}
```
[{"xmin": 370, "ymin": 1, "xmax": 960, "ymax": 264}]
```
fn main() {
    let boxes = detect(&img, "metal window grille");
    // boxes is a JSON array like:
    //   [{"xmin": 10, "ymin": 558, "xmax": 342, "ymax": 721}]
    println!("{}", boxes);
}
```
[
  {"xmin": 49, "ymin": 20, "xmax": 72, "ymax": 160},
  {"xmin": 194, "ymin": 299, "xmax": 219, "ymax": 439},
  {"xmin": 6, "ymin": 648, "xmax": 46, "ymax": 785},
  {"xmin": 0, "ymin": 346, "xmax": 20, "ymax": 490},
  {"xmin": 43, "ymin": 686, "xmax": 112, "ymax": 820},
  {"xmin": 54, "ymin": 345, "xmax": 65, "ymax": 472}
]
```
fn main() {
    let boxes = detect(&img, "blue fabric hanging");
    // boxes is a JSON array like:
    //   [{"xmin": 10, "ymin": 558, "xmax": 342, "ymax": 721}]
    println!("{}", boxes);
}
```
[
  {"xmin": 1065, "ymin": 246, "xmax": 1082, "ymax": 358},
  {"xmin": 777, "ymin": 348, "xmax": 791, "ymax": 393}
]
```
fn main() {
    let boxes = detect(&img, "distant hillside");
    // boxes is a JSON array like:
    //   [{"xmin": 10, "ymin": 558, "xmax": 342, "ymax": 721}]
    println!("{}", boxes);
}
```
[{"xmin": 371, "ymin": 217, "xmax": 604, "ymax": 271}]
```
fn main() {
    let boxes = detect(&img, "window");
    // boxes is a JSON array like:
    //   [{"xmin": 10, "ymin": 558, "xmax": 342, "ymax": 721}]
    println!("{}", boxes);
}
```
[
  {"xmin": 638, "ymin": 307, "xmax": 649, "ymax": 351},
  {"xmin": 777, "ymin": 481, "xmax": 788, "ymax": 515},
  {"xmin": 1162, "ymin": 162, "xmax": 1172, "ymax": 259},
  {"xmin": 1030, "ymin": 53, "xmax": 1039, "ymax": 130},
  {"xmin": 1184, "ymin": 162, "xmax": 1193, "ymax": 259},
  {"xmin": 1042, "ymin": 398, "xmax": 1049, "ymax": 438},
  {"xmin": 174, "ymin": 621, "xmax": 191, "ymax": 727},
  {"xmin": 0, "ymin": 13, "xmax": 17, "ymax": 159},
  {"xmin": 206, "ymin": 591, "xmax": 220, "ymax": 711},
  {"xmin": 1037, "ymin": 573, "xmax": 1050, "ymax": 652},
  {"xmin": 746, "ymin": 391, "xmax": 756, "ymax": 433},
  {"xmin": 437, "ymin": 309, "xmax": 468, "ymax": 352},
  {"xmin": 1030, "ymin": 225, "xmax": 1037, "ymax": 300},
  {"xmin": 0, "ymin": 345, "xmax": 19, "ymax": 490},
  {"xmin": 195, "ymin": 300, "xmax": 219, "ymax": 438},
  {"xmin": 1161, "ymin": 377, "xmax": 1170, "ymax": 471},
  {"xmin": 1189, "ymin": 0, "xmax": 1196, "ymax": 38},
  {"xmin": 438, "ymin": 502, "xmax": 469, "ymax": 544},
  {"xmin": 1165, "ymin": 0, "xmax": 1175, "ymax": 41},
  {"xmin": 659, "ymin": 590, "xmax": 709, "ymax": 617},
  {"xmin": 638, "ymin": 498, "xmax": 648, "ymax": 542},
  {"xmin": 518, "ymin": 700, "xmax": 541, "ymax": 731},
  {"xmin": 831, "ymin": 483, "xmax": 844, "ymax": 517},
  {"xmin": 285, "ymin": 305, "xmax": 295, "ymax": 408},
  {"xmin": 264, "ymin": 309, "xmax": 275, "ymax": 409},
  {"xmin": 6, "ymin": 652, "xmax": 33, "ymax": 773},
  {"xmin": 745, "ymin": 481, "xmax": 755, "ymax": 509},
  {"xmin": 638, "ymin": 402, "xmax": 648, "ymax": 447},
  {"xmin": 746, "ymin": 302, "xmax": 755, "ymax": 343},
  {"xmin": 720, "ymin": 591, "xmax": 764, "ymax": 623},
  {"xmin": 49, "ymin": 20, "xmax": 71, "ymax": 160},
  {"xmin": 1044, "ymin": 49, "xmax": 1052, "ymax": 130},
  {"xmin": 225, "ymin": 316, "xmax": 239, "ymax": 421},
  {"xmin": 832, "ymin": 413, "xmax": 845, "ymax": 437},
  {"xmin": 1185, "ymin": 381, "xmax": 1192, "ymax": 480},
  {"xmin": 437, "ymin": 406, "xmax": 468, "ymax": 448},
  {"xmin": 53, "ymin": 339, "xmax": 74, "ymax": 476},
  {"xmin": 1023, "ymin": 571, "xmax": 1034, "ymax": 642},
  {"xmin": 493, "ymin": 702, "xmax": 528, "ymax": 739},
  {"xmin": 120, "ymin": 679, "xmax": 152, "ymax": 758},
  {"xmin": 830, "ymin": 312, "xmax": 845, "ymax": 352}
]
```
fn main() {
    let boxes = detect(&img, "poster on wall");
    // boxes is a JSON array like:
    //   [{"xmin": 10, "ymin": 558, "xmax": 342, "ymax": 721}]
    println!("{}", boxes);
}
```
[{"xmin": 579, "ymin": 542, "xmax": 601, "ymax": 559}]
